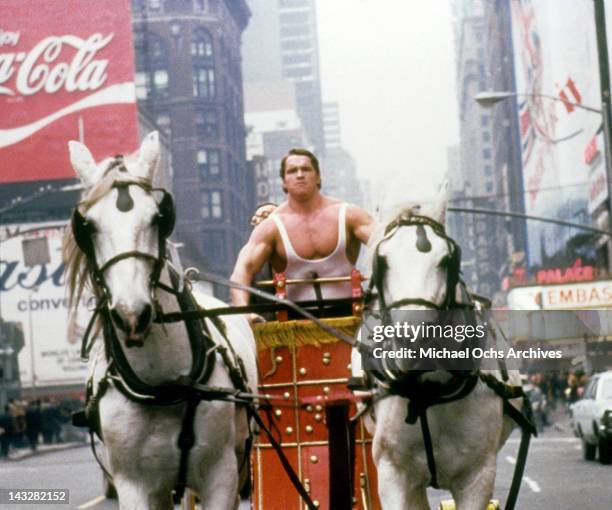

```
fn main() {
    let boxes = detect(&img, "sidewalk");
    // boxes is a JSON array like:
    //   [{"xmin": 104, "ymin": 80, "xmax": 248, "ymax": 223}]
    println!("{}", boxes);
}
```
[{"xmin": 1, "ymin": 441, "xmax": 88, "ymax": 461}]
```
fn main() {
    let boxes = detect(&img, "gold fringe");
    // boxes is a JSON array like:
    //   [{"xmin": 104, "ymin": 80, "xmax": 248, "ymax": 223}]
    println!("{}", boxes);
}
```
[{"xmin": 252, "ymin": 317, "xmax": 361, "ymax": 351}]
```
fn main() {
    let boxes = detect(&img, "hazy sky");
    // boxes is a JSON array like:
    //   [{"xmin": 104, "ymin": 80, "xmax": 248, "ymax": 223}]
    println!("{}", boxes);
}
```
[{"xmin": 316, "ymin": 0, "xmax": 459, "ymax": 207}]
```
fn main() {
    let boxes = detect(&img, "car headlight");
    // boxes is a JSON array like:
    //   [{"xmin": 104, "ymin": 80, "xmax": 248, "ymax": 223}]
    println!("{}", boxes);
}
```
[{"xmin": 603, "ymin": 410, "xmax": 612, "ymax": 428}]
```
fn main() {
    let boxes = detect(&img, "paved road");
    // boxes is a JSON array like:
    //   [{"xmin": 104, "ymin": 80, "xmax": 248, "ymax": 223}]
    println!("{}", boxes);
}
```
[{"xmin": 0, "ymin": 419, "xmax": 609, "ymax": 509}]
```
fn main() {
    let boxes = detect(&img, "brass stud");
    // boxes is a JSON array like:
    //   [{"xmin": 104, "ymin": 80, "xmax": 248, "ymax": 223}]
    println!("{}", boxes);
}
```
[
  {"xmin": 354, "ymin": 304, "xmax": 362, "ymax": 312},
  {"xmin": 313, "ymin": 500, "xmax": 320, "ymax": 508},
  {"xmin": 305, "ymin": 425, "xmax": 313, "ymax": 433},
  {"xmin": 275, "ymin": 355, "xmax": 283, "ymax": 363},
  {"xmin": 316, "ymin": 395, "xmax": 323, "ymax": 401},
  {"xmin": 323, "ymin": 386, "xmax": 330, "ymax": 395},
  {"xmin": 283, "ymin": 391, "xmax": 291, "ymax": 399},
  {"xmin": 305, "ymin": 405, "xmax": 313, "ymax": 412},
  {"xmin": 274, "ymin": 409, "xmax": 282, "ymax": 417},
  {"xmin": 277, "ymin": 281, "xmax": 285, "ymax": 288},
  {"xmin": 322, "ymin": 357, "xmax": 331, "ymax": 366},
  {"xmin": 310, "ymin": 455, "xmax": 318, "ymax": 464},
  {"xmin": 314, "ymin": 413, "xmax": 322, "ymax": 422},
  {"xmin": 347, "ymin": 363, "xmax": 352, "ymax": 371},
  {"xmin": 315, "ymin": 405, "xmax": 323, "ymax": 412},
  {"xmin": 299, "ymin": 367, "xmax": 307, "ymax": 376},
  {"xmin": 285, "ymin": 427, "xmax": 293, "ymax": 434}
]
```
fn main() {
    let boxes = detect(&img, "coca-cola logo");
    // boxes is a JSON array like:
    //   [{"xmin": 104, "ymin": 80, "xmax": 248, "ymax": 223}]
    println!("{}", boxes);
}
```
[{"xmin": 0, "ymin": 32, "xmax": 113, "ymax": 96}]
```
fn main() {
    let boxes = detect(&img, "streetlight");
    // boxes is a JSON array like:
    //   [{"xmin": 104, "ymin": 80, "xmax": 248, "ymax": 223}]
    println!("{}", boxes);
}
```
[{"xmin": 475, "ymin": 90, "xmax": 612, "ymax": 268}]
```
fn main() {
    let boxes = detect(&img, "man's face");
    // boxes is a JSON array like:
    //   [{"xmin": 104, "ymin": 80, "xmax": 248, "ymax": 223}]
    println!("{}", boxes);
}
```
[{"xmin": 282, "ymin": 155, "xmax": 320, "ymax": 198}]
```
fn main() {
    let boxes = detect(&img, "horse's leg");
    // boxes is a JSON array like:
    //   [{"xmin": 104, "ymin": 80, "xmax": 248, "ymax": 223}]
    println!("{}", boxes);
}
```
[
  {"xmin": 193, "ymin": 447, "xmax": 240, "ymax": 510},
  {"xmin": 114, "ymin": 476, "xmax": 173, "ymax": 510},
  {"xmin": 376, "ymin": 457, "xmax": 431, "ymax": 510},
  {"xmin": 450, "ymin": 455, "xmax": 497, "ymax": 510}
]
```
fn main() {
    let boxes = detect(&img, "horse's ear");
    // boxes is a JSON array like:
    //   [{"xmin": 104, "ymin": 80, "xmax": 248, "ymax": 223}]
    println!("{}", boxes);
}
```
[
  {"xmin": 135, "ymin": 131, "xmax": 160, "ymax": 181},
  {"xmin": 68, "ymin": 141, "xmax": 104, "ymax": 188},
  {"xmin": 431, "ymin": 180, "xmax": 449, "ymax": 224}
]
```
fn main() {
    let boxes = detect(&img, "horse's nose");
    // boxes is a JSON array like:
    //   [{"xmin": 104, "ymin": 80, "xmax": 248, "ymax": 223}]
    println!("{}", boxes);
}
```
[{"xmin": 110, "ymin": 303, "xmax": 153, "ymax": 340}]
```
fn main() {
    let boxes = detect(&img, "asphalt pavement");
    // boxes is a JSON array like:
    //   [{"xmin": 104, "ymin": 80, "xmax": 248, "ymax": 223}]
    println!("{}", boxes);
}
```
[{"xmin": 0, "ymin": 411, "xmax": 610, "ymax": 509}]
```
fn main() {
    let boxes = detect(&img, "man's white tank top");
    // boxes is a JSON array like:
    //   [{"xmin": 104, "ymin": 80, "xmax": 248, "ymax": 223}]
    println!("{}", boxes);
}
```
[{"xmin": 271, "ymin": 203, "xmax": 354, "ymax": 302}]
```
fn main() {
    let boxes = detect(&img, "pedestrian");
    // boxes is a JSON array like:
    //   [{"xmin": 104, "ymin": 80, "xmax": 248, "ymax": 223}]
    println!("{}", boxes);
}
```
[
  {"xmin": 0, "ymin": 405, "xmax": 13, "ymax": 459},
  {"xmin": 25, "ymin": 400, "xmax": 42, "ymax": 451}
]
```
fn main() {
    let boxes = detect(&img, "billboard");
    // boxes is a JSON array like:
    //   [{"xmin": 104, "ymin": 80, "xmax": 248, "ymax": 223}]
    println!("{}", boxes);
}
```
[
  {"xmin": 0, "ymin": 222, "xmax": 90, "ymax": 386},
  {"xmin": 0, "ymin": 0, "xmax": 139, "ymax": 184},
  {"xmin": 510, "ymin": 0, "xmax": 602, "ymax": 267}
]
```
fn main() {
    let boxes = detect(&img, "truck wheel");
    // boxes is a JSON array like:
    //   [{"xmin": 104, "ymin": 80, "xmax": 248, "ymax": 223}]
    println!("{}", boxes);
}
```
[
  {"xmin": 599, "ymin": 438, "xmax": 611, "ymax": 465},
  {"xmin": 582, "ymin": 438, "xmax": 596, "ymax": 461}
]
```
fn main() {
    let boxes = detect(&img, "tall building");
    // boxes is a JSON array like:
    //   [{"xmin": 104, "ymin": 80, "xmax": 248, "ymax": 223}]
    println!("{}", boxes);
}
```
[
  {"xmin": 452, "ymin": 0, "xmax": 516, "ymax": 300},
  {"xmin": 131, "ymin": 0, "xmax": 253, "ymax": 297},
  {"xmin": 242, "ymin": 0, "xmax": 325, "ymax": 156}
]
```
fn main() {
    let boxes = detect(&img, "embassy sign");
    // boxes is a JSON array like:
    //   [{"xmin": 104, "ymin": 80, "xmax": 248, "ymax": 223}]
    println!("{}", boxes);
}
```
[{"xmin": 0, "ymin": 0, "xmax": 138, "ymax": 183}]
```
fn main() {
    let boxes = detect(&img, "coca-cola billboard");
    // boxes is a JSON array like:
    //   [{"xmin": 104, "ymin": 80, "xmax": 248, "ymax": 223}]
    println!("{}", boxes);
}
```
[{"xmin": 0, "ymin": 0, "xmax": 139, "ymax": 183}]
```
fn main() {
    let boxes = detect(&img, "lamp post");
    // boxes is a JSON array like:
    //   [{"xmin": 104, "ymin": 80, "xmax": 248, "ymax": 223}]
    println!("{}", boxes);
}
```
[{"xmin": 475, "ymin": 90, "xmax": 612, "ymax": 269}]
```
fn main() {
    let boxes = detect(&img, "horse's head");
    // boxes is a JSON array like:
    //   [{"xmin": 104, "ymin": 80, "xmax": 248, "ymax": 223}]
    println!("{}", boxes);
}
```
[
  {"xmin": 371, "ymin": 183, "xmax": 460, "ymax": 312},
  {"xmin": 67, "ymin": 132, "xmax": 175, "ymax": 346}
]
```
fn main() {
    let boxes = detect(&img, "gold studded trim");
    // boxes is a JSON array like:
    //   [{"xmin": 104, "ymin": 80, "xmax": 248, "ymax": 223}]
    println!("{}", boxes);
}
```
[{"xmin": 252, "ymin": 317, "xmax": 360, "ymax": 350}]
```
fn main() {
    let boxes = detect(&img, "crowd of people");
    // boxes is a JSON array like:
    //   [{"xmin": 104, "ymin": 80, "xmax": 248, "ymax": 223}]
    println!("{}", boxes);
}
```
[{"xmin": 0, "ymin": 397, "xmax": 84, "ymax": 459}]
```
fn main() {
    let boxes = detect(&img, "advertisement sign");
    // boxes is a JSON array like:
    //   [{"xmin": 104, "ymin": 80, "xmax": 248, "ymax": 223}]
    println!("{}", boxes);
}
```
[
  {"xmin": 0, "ymin": 0, "xmax": 138, "ymax": 183},
  {"xmin": 0, "ymin": 222, "xmax": 90, "ymax": 386},
  {"xmin": 542, "ymin": 279, "xmax": 612, "ymax": 310},
  {"xmin": 510, "ymin": 0, "xmax": 602, "ymax": 267}
]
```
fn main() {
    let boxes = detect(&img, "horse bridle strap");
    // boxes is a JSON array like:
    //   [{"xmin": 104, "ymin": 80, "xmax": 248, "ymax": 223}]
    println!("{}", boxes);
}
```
[{"xmin": 371, "ymin": 213, "xmax": 464, "ymax": 313}]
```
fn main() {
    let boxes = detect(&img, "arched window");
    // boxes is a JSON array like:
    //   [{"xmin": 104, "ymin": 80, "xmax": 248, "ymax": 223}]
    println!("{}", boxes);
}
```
[
  {"xmin": 191, "ymin": 28, "xmax": 213, "ymax": 59},
  {"xmin": 133, "ymin": 31, "xmax": 169, "ymax": 101}
]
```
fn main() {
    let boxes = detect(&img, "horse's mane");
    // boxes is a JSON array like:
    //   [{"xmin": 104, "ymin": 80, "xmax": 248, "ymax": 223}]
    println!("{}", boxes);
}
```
[{"xmin": 62, "ymin": 154, "xmax": 149, "ymax": 342}]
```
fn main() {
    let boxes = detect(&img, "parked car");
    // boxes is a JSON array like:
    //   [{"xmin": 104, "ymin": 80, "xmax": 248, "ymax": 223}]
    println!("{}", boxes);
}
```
[{"xmin": 570, "ymin": 370, "xmax": 612, "ymax": 464}]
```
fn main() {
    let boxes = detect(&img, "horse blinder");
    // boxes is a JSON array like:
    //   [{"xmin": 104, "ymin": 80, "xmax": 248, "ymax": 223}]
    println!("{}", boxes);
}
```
[
  {"xmin": 155, "ymin": 191, "xmax": 176, "ymax": 240},
  {"xmin": 71, "ymin": 207, "xmax": 96, "ymax": 256}
]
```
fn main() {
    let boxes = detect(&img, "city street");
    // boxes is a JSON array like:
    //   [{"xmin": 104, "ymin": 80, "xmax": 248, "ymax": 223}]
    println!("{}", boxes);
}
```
[{"xmin": 0, "ymin": 415, "xmax": 610, "ymax": 509}]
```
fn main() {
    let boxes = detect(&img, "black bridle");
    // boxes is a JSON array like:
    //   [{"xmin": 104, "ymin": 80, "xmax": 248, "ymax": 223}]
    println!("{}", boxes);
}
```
[{"xmin": 369, "ymin": 212, "xmax": 463, "ymax": 313}]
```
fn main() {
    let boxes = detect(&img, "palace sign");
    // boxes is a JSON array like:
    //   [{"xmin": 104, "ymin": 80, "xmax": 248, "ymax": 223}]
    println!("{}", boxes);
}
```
[{"xmin": 0, "ymin": 0, "xmax": 138, "ymax": 183}]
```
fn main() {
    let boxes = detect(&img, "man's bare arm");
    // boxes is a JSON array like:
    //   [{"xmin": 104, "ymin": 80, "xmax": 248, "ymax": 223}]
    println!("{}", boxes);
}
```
[
  {"xmin": 230, "ymin": 220, "xmax": 275, "ymax": 306},
  {"xmin": 347, "ymin": 204, "xmax": 376, "ymax": 245}
]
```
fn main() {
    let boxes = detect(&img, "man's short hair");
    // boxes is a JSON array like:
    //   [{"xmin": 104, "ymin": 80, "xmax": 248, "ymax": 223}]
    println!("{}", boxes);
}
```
[{"xmin": 279, "ymin": 148, "xmax": 322, "ymax": 190}]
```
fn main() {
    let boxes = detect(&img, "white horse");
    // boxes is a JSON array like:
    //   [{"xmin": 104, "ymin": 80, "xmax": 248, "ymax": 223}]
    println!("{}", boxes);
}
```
[
  {"xmin": 63, "ymin": 132, "xmax": 257, "ymax": 510},
  {"xmin": 352, "ymin": 187, "xmax": 526, "ymax": 510}
]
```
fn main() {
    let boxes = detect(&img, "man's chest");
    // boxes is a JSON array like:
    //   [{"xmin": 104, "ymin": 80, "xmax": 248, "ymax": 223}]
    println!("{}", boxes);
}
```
[{"xmin": 277, "ymin": 213, "xmax": 342, "ymax": 259}]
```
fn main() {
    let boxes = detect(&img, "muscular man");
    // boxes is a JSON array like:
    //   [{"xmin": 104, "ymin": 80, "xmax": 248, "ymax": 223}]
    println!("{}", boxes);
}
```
[{"xmin": 230, "ymin": 148, "xmax": 374, "ymax": 312}]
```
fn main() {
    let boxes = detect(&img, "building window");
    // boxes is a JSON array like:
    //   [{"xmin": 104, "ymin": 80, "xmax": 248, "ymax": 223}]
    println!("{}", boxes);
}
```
[
  {"xmin": 280, "ymin": 0, "xmax": 309, "ymax": 7},
  {"xmin": 149, "ymin": 0, "xmax": 161, "ymax": 10},
  {"xmin": 484, "ymin": 165, "xmax": 492, "ymax": 176},
  {"xmin": 485, "ymin": 182, "xmax": 493, "ymax": 193},
  {"xmin": 197, "ymin": 149, "xmax": 221, "ymax": 177},
  {"xmin": 153, "ymin": 69, "xmax": 168, "ymax": 97},
  {"xmin": 280, "ymin": 11, "xmax": 310, "ymax": 24},
  {"xmin": 480, "ymin": 115, "xmax": 489, "ymax": 127},
  {"xmin": 193, "ymin": 67, "xmax": 215, "ymax": 98},
  {"xmin": 193, "ymin": 0, "xmax": 208, "ymax": 11},
  {"xmin": 135, "ymin": 71, "xmax": 149, "ymax": 100},
  {"xmin": 201, "ymin": 190, "xmax": 222, "ymax": 219},
  {"xmin": 192, "ymin": 28, "xmax": 213, "ymax": 59},
  {"xmin": 196, "ymin": 109, "xmax": 218, "ymax": 139},
  {"xmin": 483, "ymin": 148, "xmax": 491, "ymax": 159},
  {"xmin": 482, "ymin": 131, "xmax": 490, "ymax": 142},
  {"xmin": 280, "ymin": 24, "xmax": 310, "ymax": 38},
  {"xmin": 156, "ymin": 114, "xmax": 171, "ymax": 134}
]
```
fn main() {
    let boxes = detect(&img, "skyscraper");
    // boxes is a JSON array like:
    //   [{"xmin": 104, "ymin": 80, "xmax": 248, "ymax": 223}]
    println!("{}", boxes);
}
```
[
  {"xmin": 242, "ymin": 0, "xmax": 325, "ymax": 156},
  {"xmin": 132, "ymin": 0, "xmax": 253, "ymax": 297}
]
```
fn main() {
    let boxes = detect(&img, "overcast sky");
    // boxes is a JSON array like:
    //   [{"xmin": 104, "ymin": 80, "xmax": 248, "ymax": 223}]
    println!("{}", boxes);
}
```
[{"xmin": 316, "ymin": 0, "xmax": 459, "ymax": 208}]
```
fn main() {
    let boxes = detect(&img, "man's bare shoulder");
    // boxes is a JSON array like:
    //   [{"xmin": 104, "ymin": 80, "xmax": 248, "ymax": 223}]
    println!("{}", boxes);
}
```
[
  {"xmin": 250, "ymin": 215, "xmax": 278, "ymax": 243},
  {"xmin": 345, "ymin": 203, "xmax": 373, "ymax": 223}
]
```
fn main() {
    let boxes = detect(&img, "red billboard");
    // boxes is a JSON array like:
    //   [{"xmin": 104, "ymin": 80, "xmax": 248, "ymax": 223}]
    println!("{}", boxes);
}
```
[{"xmin": 0, "ymin": 0, "xmax": 139, "ymax": 183}]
